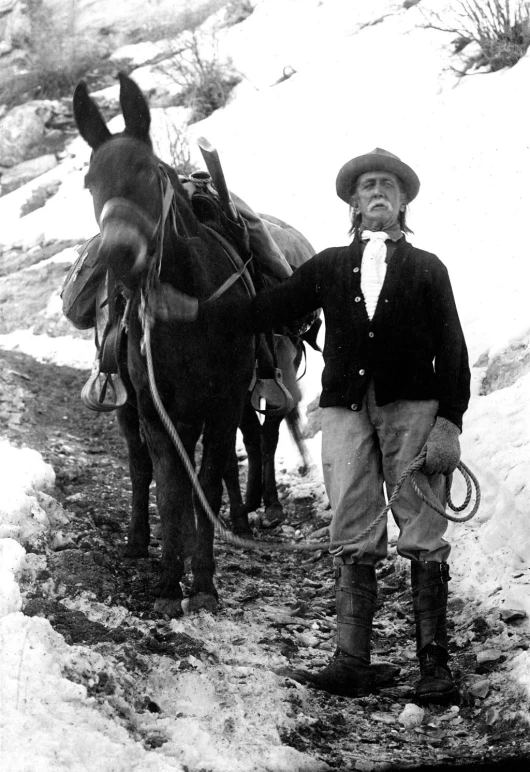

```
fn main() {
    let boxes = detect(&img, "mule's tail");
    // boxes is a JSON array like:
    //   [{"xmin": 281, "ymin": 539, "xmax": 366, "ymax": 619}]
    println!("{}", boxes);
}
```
[{"xmin": 285, "ymin": 404, "xmax": 311, "ymax": 473}]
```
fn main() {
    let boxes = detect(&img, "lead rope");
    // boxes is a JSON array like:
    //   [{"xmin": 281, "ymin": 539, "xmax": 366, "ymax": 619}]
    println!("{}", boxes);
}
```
[{"xmin": 143, "ymin": 322, "xmax": 480, "ymax": 553}]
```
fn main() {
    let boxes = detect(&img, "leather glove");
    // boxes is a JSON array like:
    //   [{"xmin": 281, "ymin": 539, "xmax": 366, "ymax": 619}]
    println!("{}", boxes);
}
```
[
  {"xmin": 153, "ymin": 283, "xmax": 198, "ymax": 322},
  {"xmin": 422, "ymin": 417, "xmax": 461, "ymax": 476}
]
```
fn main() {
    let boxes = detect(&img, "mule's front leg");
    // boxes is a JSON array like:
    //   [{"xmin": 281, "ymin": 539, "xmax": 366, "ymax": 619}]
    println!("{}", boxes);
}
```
[
  {"xmin": 117, "ymin": 401, "xmax": 153, "ymax": 557},
  {"xmin": 190, "ymin": 422, "xmax": 241, "ymax": 611},
  {"xmin": 261, "ymin": 415, "xmax": 285, "ymax": 521},
  {"xmin": 140, "ymin": 402, "xmax": 201, "ymax": 617}
]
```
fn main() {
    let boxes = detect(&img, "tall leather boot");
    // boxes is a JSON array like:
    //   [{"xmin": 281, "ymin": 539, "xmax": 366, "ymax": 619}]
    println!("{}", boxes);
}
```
[
  {"xmin": 411, "ymin": 561, "xmax": 458, "ymax": 704},
  {"xmin": 284, "ymin": 564, "xmax": 378, "ymax": 697}
]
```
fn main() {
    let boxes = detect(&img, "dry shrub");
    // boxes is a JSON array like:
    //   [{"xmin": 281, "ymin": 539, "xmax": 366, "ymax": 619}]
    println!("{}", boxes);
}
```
[
  {"xmin": 163, "ymin": 124, "xmax": 198, "ymax": 177},
  {"xmin": 156, "ymin": 32, "xmax": 241, "ymax": 123},
  {"xmin": 423, "ymin": 0, "xmax": 530, "ymax": 74}
]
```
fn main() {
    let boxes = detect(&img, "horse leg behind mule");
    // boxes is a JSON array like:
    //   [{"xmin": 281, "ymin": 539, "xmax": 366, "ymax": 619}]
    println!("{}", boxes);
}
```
[
  {"xmin": 239, "ymin": 401, "xmax": 287, "ymax": 522},
  {"xmin": 232, "ymin": 357, "xmax": 309, "ymax": 526},
  {"xmin": 222, "ymin": 441, "xmax": 253, "ymax": 536},
  {"xmin": 238, "ymin": 402, "xmax": 308, "ymax": 524},
  {"xmin": 256, "ymin": 336, "xmax": 308, "ymax": 522}
]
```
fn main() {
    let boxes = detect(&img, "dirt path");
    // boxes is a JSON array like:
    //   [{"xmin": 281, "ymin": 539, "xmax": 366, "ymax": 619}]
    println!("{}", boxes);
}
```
[{"xmin": 1, "ymin": 339, "xmax": 530, "ymax": 770}]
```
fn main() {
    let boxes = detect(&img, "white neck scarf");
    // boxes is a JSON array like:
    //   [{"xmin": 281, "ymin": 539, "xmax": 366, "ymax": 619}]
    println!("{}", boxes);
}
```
[{"xmin": 360, "ymin": 230, "xmax": 388, "ymax": 320}]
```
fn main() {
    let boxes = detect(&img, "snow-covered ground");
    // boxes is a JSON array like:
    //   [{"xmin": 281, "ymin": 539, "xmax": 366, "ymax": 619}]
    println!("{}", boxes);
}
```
[{"xmin": 1, "ymin": 0, "xmax": 530, "ymax": 769}]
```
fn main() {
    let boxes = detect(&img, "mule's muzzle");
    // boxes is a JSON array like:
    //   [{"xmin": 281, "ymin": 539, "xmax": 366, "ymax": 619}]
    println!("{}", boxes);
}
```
[
  {"xmin": 99, "ymin": 197, "xmax": 159, "ymax": 281},
  {"xmin": 100, "ymin": 197, "xmax": 159, "ymax": 243}
]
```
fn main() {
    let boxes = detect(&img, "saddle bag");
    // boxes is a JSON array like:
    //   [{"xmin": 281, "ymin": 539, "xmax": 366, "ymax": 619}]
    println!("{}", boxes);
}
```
[{"xmin": 61, "ymin": 234, "xmax": 105, "ymax": 330}]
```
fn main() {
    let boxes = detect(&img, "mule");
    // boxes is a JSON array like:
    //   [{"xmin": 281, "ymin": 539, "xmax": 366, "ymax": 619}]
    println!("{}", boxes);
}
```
[{"xmin": 73, "ymin": 72, "xmax": 256, "ymax": 616}]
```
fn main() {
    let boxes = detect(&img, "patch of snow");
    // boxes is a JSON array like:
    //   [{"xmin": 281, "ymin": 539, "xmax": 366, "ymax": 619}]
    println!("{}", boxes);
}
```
[{"xmin": 0, "ymin": 330, "xmax": 94, "ymax": 370}]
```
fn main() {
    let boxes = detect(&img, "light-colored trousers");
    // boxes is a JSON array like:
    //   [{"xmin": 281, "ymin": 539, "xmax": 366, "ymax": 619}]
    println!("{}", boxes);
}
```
[{"xmin": 321, "ymin": 383, "xmax": 450, "ymax": 566}]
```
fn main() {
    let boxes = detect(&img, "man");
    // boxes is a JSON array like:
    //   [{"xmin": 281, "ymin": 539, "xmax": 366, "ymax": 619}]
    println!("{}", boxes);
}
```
[{"xmin": 173, "ymin": 148, "xmax": 471, "ymax": 704}]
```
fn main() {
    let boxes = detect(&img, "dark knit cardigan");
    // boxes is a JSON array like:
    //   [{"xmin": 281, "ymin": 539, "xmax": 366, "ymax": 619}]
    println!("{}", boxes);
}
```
[{"xmin": 248, "ymin": 235, "xmax": 470, "ymax": 430}]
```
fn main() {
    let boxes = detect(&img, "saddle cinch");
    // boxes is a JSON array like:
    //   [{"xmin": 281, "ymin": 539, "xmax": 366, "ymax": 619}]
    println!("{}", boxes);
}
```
[{"xmin": 61, "ymin": 178, "xmax": 299, "ymax": 415}]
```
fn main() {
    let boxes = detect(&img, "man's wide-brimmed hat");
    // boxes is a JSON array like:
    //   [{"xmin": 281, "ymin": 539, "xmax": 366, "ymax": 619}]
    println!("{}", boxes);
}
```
[{"xmin": 335, "ymin": 148, "xmax": 420, "ymax": 204}]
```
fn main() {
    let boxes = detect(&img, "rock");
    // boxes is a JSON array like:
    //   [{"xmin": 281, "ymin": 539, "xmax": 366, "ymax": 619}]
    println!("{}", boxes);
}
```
[
  {"xmin": 469, "ymin": 680, "xmax": 490, "ymax": 699},
  {"xmin": 50, "ymin": 530, "xmax": 76, "ymax": 551},
  {"xmin": 128, "ymin": 62, "xmax": 186, "ymax": 107},
  {"xmin": 110, "ymin": 38, "xmax": 177, "ymax": 68},
  {"xmin": 476, "ymin": 648, "xmax": 503, "ymax": 664},
  {"xmin": 398, "ymin": 702, "xmax": 425, "ymax": 728},
  {"xmin": 0, "ymin": 101, "xmax": 55, "ymax": 167},
  {"xmin": 499, "ymin": 608, "xmax": 527, "ymax": 623},
  {"xmin": 36, "ymin": 491, "xmax": 70, "ymax": 528},
  {"xmin": 485, "ymin": 706, "xmax": 500, "ymax": 725},
  {"xmin": 370, "ymin": 711, "xmax": 395, "ymax": 725},
  {"xmin": 438, "ymin": 705, "xmax": 460, "ymax": 722},
  {"xmin": 0, "ymin": 154, "xmax": 58, "ymax": 194},
  {"xmin": 90, "ymin": 84, "xmax": 120, "ymax": 112},
  {"xmin": 0, "ymin": 0, "xmax": 31, "ymax": 57},
  {"xmin": 480, "ymin": 336, "xmax": 530, "ymax": 395}
]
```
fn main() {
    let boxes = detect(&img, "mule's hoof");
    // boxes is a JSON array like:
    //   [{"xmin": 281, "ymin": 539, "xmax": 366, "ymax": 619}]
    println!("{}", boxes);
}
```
[
  {"xmin": 232, "ymin": 523, "xmax": 254, "ymax": 538},
  {"xmin": 187, "ymin": 593, "xmax": 219, "ymax": 614},
  {"xmin": 262, "ymin": 505, "xmax": 284, "ymax": 529},
  {"xmin": 265, "ymin": 503, "xmax": 284, "ymax": 518},
  {"xmin": 154, "ymin": 598, "xmax": 183, "ymax": 618}
]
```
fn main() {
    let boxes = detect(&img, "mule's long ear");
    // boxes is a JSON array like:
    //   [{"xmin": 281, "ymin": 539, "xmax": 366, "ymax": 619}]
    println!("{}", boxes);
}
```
[
  {"xmin": 73, "ymin": 81, "xmax": 111, "ymax": 149},
  {"xmin": 118, "ymin": 72, "xmax": 152, "ymax": 146}
]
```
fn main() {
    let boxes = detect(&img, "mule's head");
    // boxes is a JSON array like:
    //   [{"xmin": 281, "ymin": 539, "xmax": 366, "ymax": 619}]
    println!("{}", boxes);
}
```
[{"xmin": 73, "ymin": 73, "xmax": 163, "ymax": 289}]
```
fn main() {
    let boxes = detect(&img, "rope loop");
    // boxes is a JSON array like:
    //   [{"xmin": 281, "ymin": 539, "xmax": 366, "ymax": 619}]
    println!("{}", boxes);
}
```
[{"xmin": 410, "ymin": 455, "xmax": 481, "ymax": 523}]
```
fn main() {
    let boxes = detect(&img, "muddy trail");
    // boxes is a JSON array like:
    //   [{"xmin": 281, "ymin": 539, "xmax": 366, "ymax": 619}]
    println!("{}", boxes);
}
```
[{"xmin": 2, "ymin": 346, "xmax": 530, "ymax": 771}]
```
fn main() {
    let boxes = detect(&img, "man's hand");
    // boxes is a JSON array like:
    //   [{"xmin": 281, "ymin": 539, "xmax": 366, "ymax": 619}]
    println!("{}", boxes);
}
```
[
  {"xmin": 153, "ymin": 283, "xmax": 198, "ymax": 322},
  {"xmin": 422, "ymin": 417, "xmax": 461, "ymax": 476}
]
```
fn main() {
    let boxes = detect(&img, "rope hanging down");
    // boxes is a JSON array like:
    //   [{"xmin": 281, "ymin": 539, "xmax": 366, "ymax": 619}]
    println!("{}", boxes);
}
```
[{"xmin": 143, "ymin": 323, "xmax": 480, "ymax": 554}]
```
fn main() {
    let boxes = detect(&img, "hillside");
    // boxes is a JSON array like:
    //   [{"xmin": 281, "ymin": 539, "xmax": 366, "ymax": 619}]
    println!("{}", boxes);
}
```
[{"xmin": 1, "ymin": 1, "xmax": 530, "ymax": 770}]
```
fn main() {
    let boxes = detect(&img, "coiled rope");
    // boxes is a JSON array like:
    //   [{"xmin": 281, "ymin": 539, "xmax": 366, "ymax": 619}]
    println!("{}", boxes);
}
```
[{"xmin": 143, "ymin": 323, "xmax": 480, "ymax": 554}]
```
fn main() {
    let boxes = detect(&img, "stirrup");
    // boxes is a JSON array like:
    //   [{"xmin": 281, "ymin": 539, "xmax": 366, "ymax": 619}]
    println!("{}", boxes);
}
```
[
  {"xmin": 81, "ymin": 361, "xmax": 128, "ymax": 412},
  {"xmin": 250, "ymin": 367, "xmax": 294, "ymax": 417}
]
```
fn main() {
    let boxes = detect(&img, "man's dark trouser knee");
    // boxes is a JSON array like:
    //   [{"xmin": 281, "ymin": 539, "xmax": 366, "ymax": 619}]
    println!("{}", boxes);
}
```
[{"xmin": 411, "ymin": 561, "xmax": 458, "ymax": 704}]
